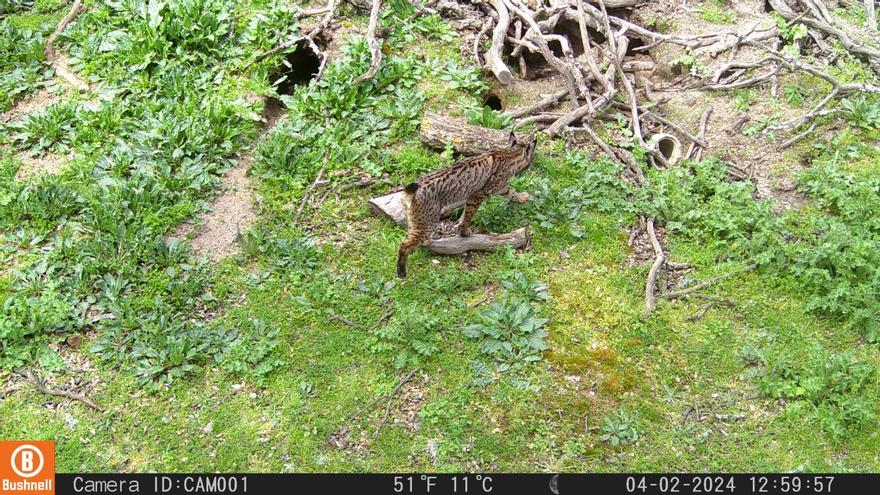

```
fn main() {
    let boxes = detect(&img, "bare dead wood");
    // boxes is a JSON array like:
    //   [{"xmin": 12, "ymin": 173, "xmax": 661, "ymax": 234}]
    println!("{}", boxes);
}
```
[
  {"xmin": 368, "ymin": 188, "xmax": 469, "ymax": 226},
  {"xmin": 474, "ymin": 17, "xmax": 494, "ymax": 68},
  {"xmin": 576, "ymin": 0, "xmax": 609, "ymax": 92},
  {"xmin": 419, "ymin": 112, "xmax": 517, "ymax": 155},
  {"xmin": 768, "ymin": 0, "xmax": 880, "ymax": 71},
  {"xmin": 373, "ymin": 369, "xmax": 417, "ymax": 436},
  {"xmin": 327, "ymin": 315, "xmax": 369, "ymax": 330},
  {"xmin": 685, "ymin": 105, "xmax": 713, "ymax": 161},
  {"xmin": 505, "ymin": 89, "xmax": 568, "ymax": 119},
  {"xmin": 504, "ymin": 0, "xmax": 580, "ymax": 107},
  {"xmin": 740, "ymin": 39, "xmax": 880, "ymax": 132},
  {"xmin": 353, "ymin": 0, "xmax": 384, "ymax": 84},
  {"xmin": 295, "ymin": 116, "xmax": 331, "ymax": 222},
  {"xmin": 368, "ymin": 191, "xmax": 411, "ymax": 226},
  {"xmin": 15, "ymin": 368, "xmax": 103, "ymax": 411},
  {"xmin": 295, "ymin": 151, "xmax": 328, "ymax": 222},
  {"xmin": 338, "ymin": 177, "xmax": 393, "ymax": 192},
  {"xmin": 662, "ymin": 264, "xmax": 758, "ymax": 301},
  {"xmin": 514, "ymin": 20, "xmax": 528, "ymax": 78},
  {"xmin": 426, "ymin": 228, "xmax": 528, "ymax": 255},
  {"xmin": 778, "ymin": 122, "xmax": 817, "ymax": 149},
  {"xmin": 545, "ymin": 89, "xmax": 615, "ymax": 138},
  {"xmin": 45, "ymin": 0, "xmax": 89, "ymax": 91},
  {"xmin": 516, "ymin": 112, "xmax": 566, "ymax": 127},
  {"xmin": 868, "ymin": 0, "xmax": 877, "ymax": 31},
  {"xmin": 617, "ymin": 103, "xmax": 708, "ymax": 148},
  {"xmin": 643, "ymin": 216, "xmax": 665, "ymax": 315},
  {"xmin": 487, "ymin": 0, "xmax": 514, "ymax": 84}
]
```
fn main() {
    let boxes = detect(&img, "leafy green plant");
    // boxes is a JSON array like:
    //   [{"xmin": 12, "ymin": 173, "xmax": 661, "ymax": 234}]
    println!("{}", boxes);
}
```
[
  {"xmin": 369, "ymin": 310, "xmax": 441, "ymax": 369},
  {"xmin": 699, "ymin": 0, "xmax": 736, "ymax": 24},
  {"xmin": 462, "ymin": 299, "xmax": 549, "ymax": 370},
  {"xmin": 599, "ymin": 407, "xmax": 640, "ymax": 446},
  {"xmin": 732, "ymin": 89, "xmax": 757, "ymax": 111},
  {"xmin": 783, "ymin": 84, "xmax": 806, "ymax": 106},
  {"xmin": 757, "ymin": 351, "xmax": 876, "ymax": 440},
  {"xmin": 218, "ymin": 318, "xmax": 286, "ymax": 386},
  {"xmin": 0, "ymin": 284, "xmax": 75, "ymax": 369},
  {"xmin": 501, "ymin": 272, "xmax": 549, "ymax": 302},
  {"xmin": 672, "ymin": 50, "xmax": 709, "ymax": 77},
  {"xmin": 841, "ymin": 96, "xmax": 880, "ymax": 130},
  {"xmin": 0, "ymin": 19, "xmax": 51, "ymax": 111},
  {"xmin": 466, "ymin": 105, "xmax": 512, "ymax": 130}
]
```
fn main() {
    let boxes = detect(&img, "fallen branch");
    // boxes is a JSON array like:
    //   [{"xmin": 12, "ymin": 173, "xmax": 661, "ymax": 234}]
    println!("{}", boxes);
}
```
[
  {"xmin": 662, "ymin": 264, "xmax": 757, "ymax": 301},
  {"xmin": 15, "ymin": 368, "xmax": 103, "ymax": 411},
  {"xmin": 373, "ymin": 369, "xmax": 417, "ymax": 436},
  {"xmin": 353, "ymin": 0, "xmax": 384, "ymax": 84},
  {"xmin": 643, "ymin": 216, "xmax": 665, "ymax": 315},
  {"xmin": 425, "ymin": 228, "xmax": 528, "ymax": 255},
  {"xmin": 294, "ymin": 122, "xmax": 331, "ymax": 223},
  {"xmin": 327, "ymin": 315, "xmax": 369, "ymax": 330},
  {"xmin": 505, "ymin": 89, "xmax": 568, "ymax": 119},
  {"xmin": 685, "ymin": 105, "xmax": 713, "ymax": 161},
  {"xmin": 45, "ymin": 0, "xmax": 89, "ymax": 91},
  {"xmin": 778, "ymin": 121, "xmax": 817, "ymax": 150},
  {"xmin": 868, "ymin": 0, "xmax": 877, "ymax": 31},
  {"xmin": 504, "ymin": 0, "xmax": 580, "ymax": 107}
]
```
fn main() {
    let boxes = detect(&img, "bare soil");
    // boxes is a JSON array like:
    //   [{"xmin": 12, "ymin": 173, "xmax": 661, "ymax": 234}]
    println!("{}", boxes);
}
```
[{"xmin": 172, "ymin": 156, "xmax": 258, "ymax": 260}]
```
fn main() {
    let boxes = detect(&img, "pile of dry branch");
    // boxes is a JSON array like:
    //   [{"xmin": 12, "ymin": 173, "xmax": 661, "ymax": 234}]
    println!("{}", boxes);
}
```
[
  {"xmin": 455, "ymin": 0, "xmax": 879, "ymax": 314},
  {"xmin": 266, "ymin": 0, "xmax": 879, "ymax": 313}
]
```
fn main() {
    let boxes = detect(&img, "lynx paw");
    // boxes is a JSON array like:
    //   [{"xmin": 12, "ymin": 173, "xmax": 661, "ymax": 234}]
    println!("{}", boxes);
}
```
[
  {"xmin": 511, "ymin": 191, "xmax": 530, "ymax": 204},
  {"xmin": 458, "ymin": 224, "xmax": 472, "ymax": 237}
]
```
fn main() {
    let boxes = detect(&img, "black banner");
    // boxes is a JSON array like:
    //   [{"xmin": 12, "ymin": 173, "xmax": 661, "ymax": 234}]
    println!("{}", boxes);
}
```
[{"xmin": 55, "ymin": 473, "xmax": 878, "ymax": 495}]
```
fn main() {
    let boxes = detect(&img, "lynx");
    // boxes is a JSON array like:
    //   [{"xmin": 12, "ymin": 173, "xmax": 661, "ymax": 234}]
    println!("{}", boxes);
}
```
[{"xmin": 396, "ymin": 132, "xmax": 537, "ymax": 278}]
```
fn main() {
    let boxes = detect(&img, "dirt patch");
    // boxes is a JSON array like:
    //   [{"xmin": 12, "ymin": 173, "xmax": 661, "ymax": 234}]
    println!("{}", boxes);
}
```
[
  {"xmin": 1, "ymin": 87, "xmax": 62, "ymax": 123},
  {"xmin": 14, "ymin": 152, "xmax": 67, "ymax": 180},
  {"xmin": 172, "ymin": 156, "xmax": 257, "ymax": 260}
]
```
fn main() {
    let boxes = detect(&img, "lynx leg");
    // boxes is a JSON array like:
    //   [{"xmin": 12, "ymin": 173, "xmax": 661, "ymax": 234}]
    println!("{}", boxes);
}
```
[
  {"xmin": 397, "ymin": 226, "xmax": 429, "ymax": 278},
  {"xmin": 458, "ymin": 194, "xmax": 486, "ymax": 237}
]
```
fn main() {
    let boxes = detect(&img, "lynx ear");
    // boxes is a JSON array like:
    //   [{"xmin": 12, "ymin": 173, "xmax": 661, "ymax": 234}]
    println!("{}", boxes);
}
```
[{"xmin": 508, "ymin": 131, "xmax": 517, "ymax": 147}]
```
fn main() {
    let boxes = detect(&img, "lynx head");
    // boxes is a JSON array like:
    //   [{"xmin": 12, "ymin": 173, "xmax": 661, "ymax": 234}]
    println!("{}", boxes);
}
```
[{"xmin": 507, "ymin": 131, "xmax": 537, "ymax": 172}]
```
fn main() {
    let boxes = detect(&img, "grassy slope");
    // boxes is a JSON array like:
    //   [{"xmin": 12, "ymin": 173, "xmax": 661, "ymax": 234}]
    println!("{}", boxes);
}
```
[{"xmin": 2, "ymin": 1, "xmax": 879, "ymax": 472}]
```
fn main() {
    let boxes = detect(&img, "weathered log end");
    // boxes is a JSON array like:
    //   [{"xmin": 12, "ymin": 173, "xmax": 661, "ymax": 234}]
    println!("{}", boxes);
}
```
[{"xmin": 368, "ymin": 191, "xmax": 408, "ymax": 226}]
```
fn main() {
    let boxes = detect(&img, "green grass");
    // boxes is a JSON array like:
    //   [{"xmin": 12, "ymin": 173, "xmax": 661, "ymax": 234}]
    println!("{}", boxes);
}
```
[
  {"xmin": 699, "ymin": 0, "xmax": 736, "ymax": 25},
  {"xmin": 2, "ymin": 0, "xmax": 880, "ymax": 473}
]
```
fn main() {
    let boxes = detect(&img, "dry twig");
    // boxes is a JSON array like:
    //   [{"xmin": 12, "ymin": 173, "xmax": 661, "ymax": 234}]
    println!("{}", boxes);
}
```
[
  {"xmin": 353, "ymin": 0, "xmax": 384, "ymax": 84},
  {"xmin": 16, "ymin": 368, "xmax": 103, "ymax": 411}
]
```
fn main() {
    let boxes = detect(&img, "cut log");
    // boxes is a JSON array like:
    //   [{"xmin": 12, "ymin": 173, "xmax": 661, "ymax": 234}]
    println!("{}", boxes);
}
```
[
  {"xmin": 368, "ymin": 190, "xmax": 465, "ymax": 226},
  {"xmin": 420, "ymin": 112, "xmax": 519, "ymax": 155},
  {"xmin": 426, "ymin": 228, "xmax": 528, "ymax": 255}
]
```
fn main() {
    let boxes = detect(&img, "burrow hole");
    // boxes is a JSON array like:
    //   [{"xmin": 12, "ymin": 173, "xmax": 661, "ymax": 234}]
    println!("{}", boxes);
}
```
[
  {"xmin": 625, "ymin": 36, "xmax": 646, "ymax": 57},
  {"xmin": 270, "ymin": 40, "xmax": 321, "ymax": 97},
  {"xmin": 483, "ymin": 92, "xmax": 503, "ymax": 111}
]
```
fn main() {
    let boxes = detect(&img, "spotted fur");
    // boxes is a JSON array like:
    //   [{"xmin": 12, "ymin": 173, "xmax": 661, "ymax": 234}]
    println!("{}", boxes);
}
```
[{"xmin": 396, "ymin": 132, "xmax": 537, "ymax": 278}]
